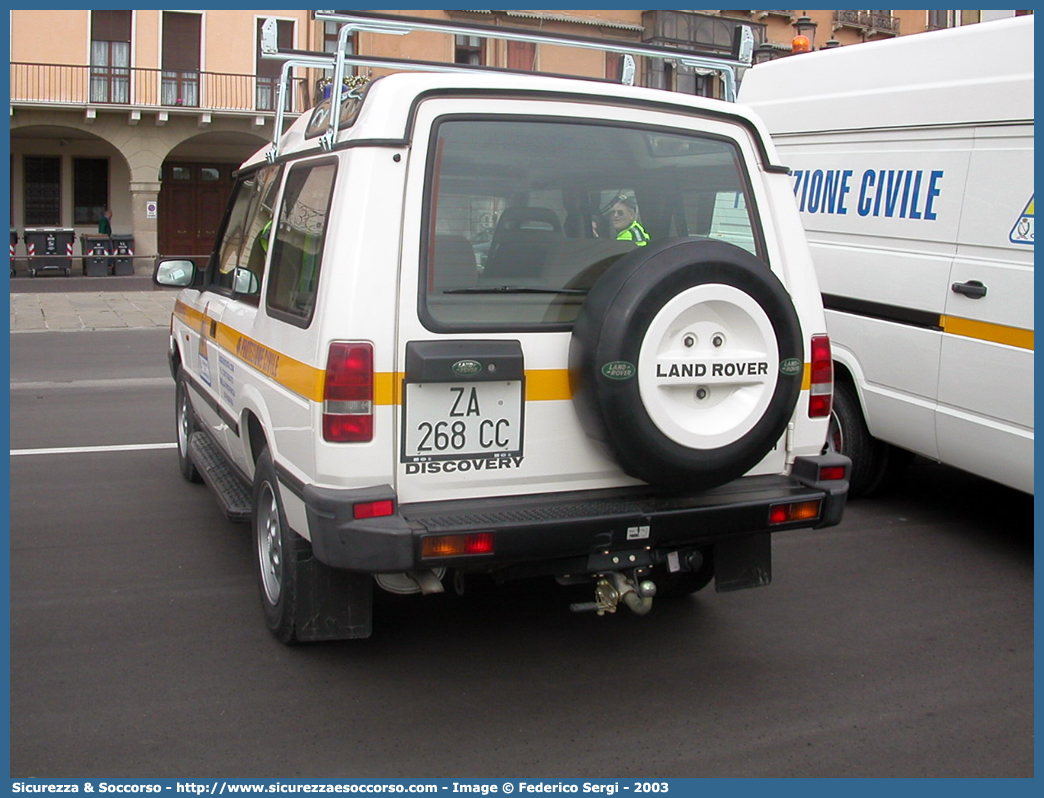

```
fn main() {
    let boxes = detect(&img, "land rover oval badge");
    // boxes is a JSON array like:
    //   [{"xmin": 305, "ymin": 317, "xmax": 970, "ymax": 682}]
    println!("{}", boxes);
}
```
[
  {"xmin": 601, "ymin": 361, "xmax": 636, "ymax": 380},
  {"xmin": 452, "ymin": 359, "xmax": 483, "ymax": 377},
  {"xmin": 779, "ymin": 358, "xmax": 802, "ymax": 376}
]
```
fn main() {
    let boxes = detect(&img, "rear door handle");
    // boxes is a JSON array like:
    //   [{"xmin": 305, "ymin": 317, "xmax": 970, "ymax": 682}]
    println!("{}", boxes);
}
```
[{"xmin": 951, "ymin": 280, "xmax": 987, "ymax": 299}]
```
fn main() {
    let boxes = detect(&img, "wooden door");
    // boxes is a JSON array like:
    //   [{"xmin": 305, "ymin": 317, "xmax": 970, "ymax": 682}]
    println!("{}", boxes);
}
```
[{"xmin": 159, "ymin": 162, "xmax": 234, "ymax": 260}]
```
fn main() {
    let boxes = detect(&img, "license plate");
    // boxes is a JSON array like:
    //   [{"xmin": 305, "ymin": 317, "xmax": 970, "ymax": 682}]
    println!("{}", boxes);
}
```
[{"xmin": 403, "ymin": 381, "xmax": 524, "ymax": 462}]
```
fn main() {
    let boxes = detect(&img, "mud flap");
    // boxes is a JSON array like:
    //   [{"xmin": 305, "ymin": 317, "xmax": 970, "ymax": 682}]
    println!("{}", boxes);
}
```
[
  {"xmin": 293, "ymin": 554, "xmax": 374, "ymax": 641},
  {"xmin": 713, "ymin": 532, "xmax": 771, "ymax": 592}
]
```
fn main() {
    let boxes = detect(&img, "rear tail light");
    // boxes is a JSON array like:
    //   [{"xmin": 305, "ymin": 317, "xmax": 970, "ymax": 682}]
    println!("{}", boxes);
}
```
[
  {"xmin": 819, "ymin": 465, "xmax": 847, "ymax": 482},
  {"xmin": 769, "ymin": 500, "xmax": 822, "ymax": 525},
  {"xmin": 353, "ymin": 499, "xmax": 395, "ymax": 520},
  {"xmin": 422, "ymin": 533, "xmax": 495, "ymax": 558},
  {"xmin": 323, "ymin": 342, "xmax": 374, "ymax": 442},
  {"xmin": 808, "ymin": 334, "xmax": 833, "ymax": 418}
]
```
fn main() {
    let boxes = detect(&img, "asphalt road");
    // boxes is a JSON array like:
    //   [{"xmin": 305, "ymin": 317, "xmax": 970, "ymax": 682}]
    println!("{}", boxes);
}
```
[{"xmin": 8, "ymin": 328, "xmax": 1034, "ymax": 778}]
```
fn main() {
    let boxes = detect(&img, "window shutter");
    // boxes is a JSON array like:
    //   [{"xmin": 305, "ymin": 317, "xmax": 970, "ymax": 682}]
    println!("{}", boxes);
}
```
[
  {"xmin": 163, "ymin": 12, "xmax": 201, "ymax": 72},
  {"xmin": 92, "ymin": 10, "xmax": 131, "ymax": 43}
]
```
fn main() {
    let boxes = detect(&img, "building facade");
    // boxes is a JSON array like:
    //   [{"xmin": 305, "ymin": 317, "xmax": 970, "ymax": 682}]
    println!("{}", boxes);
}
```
[{"xmin": 8, "ymin": 9, "xmax": 1031, "ymax": 265}]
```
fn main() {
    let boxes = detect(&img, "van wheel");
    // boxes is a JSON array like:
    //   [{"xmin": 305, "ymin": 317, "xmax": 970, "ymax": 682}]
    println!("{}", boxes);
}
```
[
  {"xmin": 253, "ymin": 448, "xmax": 306, "ymax": 644},
  {"xmin": 175, "ymin": 370, "xmax": 203, "ymax": 483},
  {"xmin": 829, "ymin": 380, "xmax": 909, "ymax": 496},
  {"xmin": 570, "ymin": 238, "xmax": 803, "ymax": 490}
]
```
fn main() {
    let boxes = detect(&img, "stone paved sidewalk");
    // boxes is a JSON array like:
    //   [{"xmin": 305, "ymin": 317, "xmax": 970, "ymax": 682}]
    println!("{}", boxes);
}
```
[{"xmin": 10, "ymin": 290, "xmax": 179, "ymax": 332}]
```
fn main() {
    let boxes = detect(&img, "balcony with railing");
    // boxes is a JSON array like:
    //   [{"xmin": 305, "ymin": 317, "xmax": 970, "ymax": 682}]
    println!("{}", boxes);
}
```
[
  {"xmin": 642, "ymin": 10, "xmax": 768, "ymax": 55},
  {"xmin": 10, "ymin": 62, "xmax": 312, "ymax": 117},
  {"xmin": 833, "ymin": 10, "xmax": 900, "ymax": 36}
]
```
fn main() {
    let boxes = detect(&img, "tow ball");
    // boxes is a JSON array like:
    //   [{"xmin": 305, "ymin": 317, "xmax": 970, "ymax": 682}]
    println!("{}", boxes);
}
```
[{"xmin": 570, "ymin": 571, "xmax": 657, "ymax": 616}]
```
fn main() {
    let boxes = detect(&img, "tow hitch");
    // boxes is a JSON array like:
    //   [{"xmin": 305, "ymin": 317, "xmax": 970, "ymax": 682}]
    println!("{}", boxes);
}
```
[{"xmin": 570, "ymin": 571, "xmax": 657, "ymax": 616}]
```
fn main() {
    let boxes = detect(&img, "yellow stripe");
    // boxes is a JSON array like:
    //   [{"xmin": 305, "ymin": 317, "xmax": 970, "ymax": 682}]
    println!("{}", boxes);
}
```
[
  {"xmin": 942, "ymin": 315, "xmax": 1034, "ymax": 350},
  {"xmin": 173, "ymin": 302, "xmax": 822, "ymax": 405},
  {"xmin": 175, "ymin": 303, "xmax": 326, "ymax": 402},
  {"xmin": 375, "ymin": 372, "xmax": 402, "ymax": 406},
  {"xmin": 175, "ymin": 299, "xmax": 204, "ymax": 328},
  {"xmin": 526, "ymin": 369, "xmax": 573, "ymax": 401}
]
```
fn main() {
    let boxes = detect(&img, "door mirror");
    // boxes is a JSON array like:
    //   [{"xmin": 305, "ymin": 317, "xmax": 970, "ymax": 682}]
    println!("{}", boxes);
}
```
[
  {"xmin": 231, "ymin": 267, "xmax": 261, "ymax": 296},
  {"xmin": 154, "ymin": 259, "xmax": 196, "ymax": 288}
]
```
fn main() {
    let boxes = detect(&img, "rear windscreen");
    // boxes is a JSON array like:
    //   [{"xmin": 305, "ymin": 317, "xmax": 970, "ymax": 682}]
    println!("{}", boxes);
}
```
[{"xmin": 422, "ymin": 116, "xmax": 762, "ymax": 331}]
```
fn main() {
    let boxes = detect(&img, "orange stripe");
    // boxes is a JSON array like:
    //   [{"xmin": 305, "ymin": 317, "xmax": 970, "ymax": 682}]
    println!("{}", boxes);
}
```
[
  {"xmin": 173, "ymin": 303, "xmax": 817, "ymax": 405},
  {"xmin": 525, "ymin": 369, "xmax": 573, "ymax": 401},
  {"xmin": 941, "ymin": 315, "xmax": 1033, "ymax": 350}
]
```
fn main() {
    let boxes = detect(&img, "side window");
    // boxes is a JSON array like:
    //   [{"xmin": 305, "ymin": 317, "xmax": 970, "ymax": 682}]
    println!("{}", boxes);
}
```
[
  {"xmin": 211, "ymin": 164, "xmax": 281, "ymax": 298},
  {"xmin": 266, "ymin": 160, "xmax": 337, "ymax": 326},
  {"xmin": 213, "ymin": 177, "xmax": 254, "ymax": 288},
  {"xmin": 239, "ymin": 166, "xmax": 281, "ymax": 297}
]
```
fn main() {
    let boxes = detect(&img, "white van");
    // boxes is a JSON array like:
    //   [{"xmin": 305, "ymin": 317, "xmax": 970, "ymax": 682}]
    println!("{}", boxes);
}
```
[{"xmin": 739, "ymin": 17, "xmax": 1033, "ymax": 495}]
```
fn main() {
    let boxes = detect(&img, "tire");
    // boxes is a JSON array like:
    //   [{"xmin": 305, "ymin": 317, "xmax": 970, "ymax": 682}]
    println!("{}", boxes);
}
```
[
  {"xmin": 253, "ymin": 447, "xmax": 375, "ymax": 643},
  {"xmin": 570, "ymin": 238, "xmax": 804, "ymax": 490},
  {"xmin": 828, "ymin": 380, "xmax": 910, "ymax": 497},
  {"xmin": 175, "ymin": 369, "xmax": 203, "ymax": 484},
  {"xmin": 253, "ymin": 447, "xmax": 307, "ymax": 644}
]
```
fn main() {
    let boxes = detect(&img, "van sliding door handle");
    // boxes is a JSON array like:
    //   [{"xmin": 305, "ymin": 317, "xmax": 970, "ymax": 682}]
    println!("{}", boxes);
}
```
[{"xmin": 951, "ymin": 280, "xmax": 987, "ymax": 299}]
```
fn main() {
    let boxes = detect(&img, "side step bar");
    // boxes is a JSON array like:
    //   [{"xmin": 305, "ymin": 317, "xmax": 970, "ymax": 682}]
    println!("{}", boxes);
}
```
[{"xmin": 188, "ymin": 431, "xmax": 252, "ymax": 523}]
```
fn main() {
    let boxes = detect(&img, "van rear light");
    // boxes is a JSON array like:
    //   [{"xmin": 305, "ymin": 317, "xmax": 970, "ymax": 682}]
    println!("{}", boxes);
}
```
[
  {"xmin": 323, "ymin": 342, "xmax": 374, "ymax": 443},
  {"xmin": 353, "ymin": 499, "xmax": 395, "ymax": 520},
  {"xmin": 769, "ymin": 500, "xmax": 821, "ymax": 525},
  {"xmin": 819, "ymin": 464, "xmax": 847, "ymax": 482},
  {"xmin": 809, "ymin": 334, "xmax": 833, "ymax": 418},
  {"xmin": 422, "ymin": 533, "xmax": 495, "ymax": 558}
]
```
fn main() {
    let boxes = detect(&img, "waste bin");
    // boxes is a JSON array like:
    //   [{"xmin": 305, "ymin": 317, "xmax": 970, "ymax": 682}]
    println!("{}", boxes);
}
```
[
  {"xmin": 24, "ymin": 228, "xmax": 75, "ymax": 277},
  {"xmin": 80, "ymin": 233, "xmax": 111, "ymax": 277},
  {"xmin": 10, "ymin": 229, "xmax": 17, "ymax": 277},
  {"xmin": 111, "ymin": 234, "xmax": 135, "ymax": 276}
]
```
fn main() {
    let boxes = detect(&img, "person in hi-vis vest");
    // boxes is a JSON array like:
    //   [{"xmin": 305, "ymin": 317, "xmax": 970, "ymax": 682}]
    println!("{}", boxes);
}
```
[{"xmin": 610, "ymin": 195, "xmax": 649, "ymax": 246}]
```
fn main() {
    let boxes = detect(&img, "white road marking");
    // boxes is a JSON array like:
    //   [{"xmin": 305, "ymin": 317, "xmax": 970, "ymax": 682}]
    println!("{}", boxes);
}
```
[
  {"xmin": 10, "ymin": 377, "xmax": 171, "ymax": 391},
  {"xmin": 11, "ymin": 443, "xmax": 178, "ymax": 457}
]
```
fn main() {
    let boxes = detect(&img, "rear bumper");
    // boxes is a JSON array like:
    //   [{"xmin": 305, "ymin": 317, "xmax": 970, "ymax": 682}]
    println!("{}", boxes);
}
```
[{"xmin": 301, "ymin": 453, "xmax": 849, "ymax": 575}]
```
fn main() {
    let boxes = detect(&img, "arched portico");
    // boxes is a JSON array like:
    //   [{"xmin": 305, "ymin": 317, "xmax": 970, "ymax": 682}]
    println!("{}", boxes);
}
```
[{"xmin": 11, "ymin": 110, "xmax": 269, "ymax": 263}]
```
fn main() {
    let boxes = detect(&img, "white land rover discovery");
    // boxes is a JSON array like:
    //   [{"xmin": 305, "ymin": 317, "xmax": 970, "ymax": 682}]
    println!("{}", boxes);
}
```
[{"xmin": 156, "ymin": 49, "xmax": 849, "ymax": 643}]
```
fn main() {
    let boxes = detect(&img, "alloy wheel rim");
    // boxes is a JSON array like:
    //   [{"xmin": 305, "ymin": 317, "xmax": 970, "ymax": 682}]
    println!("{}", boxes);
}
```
[
  {"xmin": 177, "ymin": 390, "xmax": 190, "ymax": 457},
  {"xmin": 257, "ymin": 482, "xmax": 283, "ymax": 605}
]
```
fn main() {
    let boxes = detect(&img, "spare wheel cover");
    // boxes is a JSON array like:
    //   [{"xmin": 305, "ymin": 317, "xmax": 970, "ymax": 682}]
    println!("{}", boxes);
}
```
[{"xmin": 569, "ymin": 238, "xmax": 803, "ymax": 490}]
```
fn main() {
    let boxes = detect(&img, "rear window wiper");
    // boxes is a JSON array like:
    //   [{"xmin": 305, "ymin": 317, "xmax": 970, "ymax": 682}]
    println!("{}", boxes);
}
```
[{"xmin": 442, "ymin": 286, "xmax": 588, "ymax": 295}]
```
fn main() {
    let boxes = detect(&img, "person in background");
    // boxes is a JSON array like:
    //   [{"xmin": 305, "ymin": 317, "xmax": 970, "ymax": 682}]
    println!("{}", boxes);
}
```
[
  {"xmin": 610, "ymin": 195, "xmax": 649, "ymax": 246},
  {"xmin": 98, "ymin": 209, "xmax": 113, "ymax": 236}
]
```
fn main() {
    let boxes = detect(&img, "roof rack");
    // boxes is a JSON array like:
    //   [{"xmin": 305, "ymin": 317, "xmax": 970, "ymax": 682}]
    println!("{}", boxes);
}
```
[{"xmin": 261, "ymin": 10, "xmax": 754, "ymax": 160}]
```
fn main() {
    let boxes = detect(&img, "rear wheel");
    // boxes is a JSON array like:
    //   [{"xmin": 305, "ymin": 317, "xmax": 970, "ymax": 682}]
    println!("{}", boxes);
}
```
[
  {"xmin": 253, "ymin": 447, "xmax": 306, "ymax": 644},
  {"xmin": 252, "ymin": 447, "xmax": 374, "ymax": 643},
  {"xmin": 175, "ymin": 369, "xmax": 202, "ymax": 484}
]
